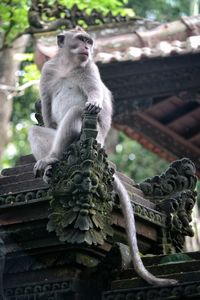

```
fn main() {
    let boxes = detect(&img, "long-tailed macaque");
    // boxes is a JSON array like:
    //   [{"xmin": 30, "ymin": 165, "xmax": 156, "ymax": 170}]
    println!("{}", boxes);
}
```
[{"xmin": 29, "ymin": 27, "xmax": 177, "ymax": 286}]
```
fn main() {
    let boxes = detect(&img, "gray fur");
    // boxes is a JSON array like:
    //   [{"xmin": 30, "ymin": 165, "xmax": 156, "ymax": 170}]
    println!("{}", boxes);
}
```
[
  {"xmin": 29, "ymin": 30, "xmax": 112, "ymax": 175},
  {"xmin": 28, "ymin": 29, "xmax": 177, "ymax": 286}
]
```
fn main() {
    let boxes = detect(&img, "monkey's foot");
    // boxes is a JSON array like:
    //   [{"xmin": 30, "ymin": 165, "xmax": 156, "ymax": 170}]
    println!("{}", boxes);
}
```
[
  {"xmin": 33, "ymin": 157, "xmax": 59, "ymax": 179},
  {"xmin": 43, "ymin": 165, "xmax": 54, "ymax": 184},
  {"xmin": 85, "ymin": 101, "xmax": 102, "ymax": 114}
]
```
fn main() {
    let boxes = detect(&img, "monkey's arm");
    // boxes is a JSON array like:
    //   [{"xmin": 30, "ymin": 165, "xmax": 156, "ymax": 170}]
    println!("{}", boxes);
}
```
[
  {"xmin": 80, "ymin": 64, "xmax": 104, "ymax": 113},
  {"xmin": 41, "ymin": 93, "xmax": 55, "ymax": 128},
  {"xmin": 40, "ymin": 64, "xmax": 56, "ymax": 128}
]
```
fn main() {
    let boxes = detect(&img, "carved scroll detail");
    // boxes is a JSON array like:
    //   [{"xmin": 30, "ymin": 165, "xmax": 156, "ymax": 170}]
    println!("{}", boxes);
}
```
[
  {"xmin": 139, "ymin": 158, "xmax": 197, "ymax": 201},
  {"xmin": 139, "ymin": 158, "xmax": 197, "ymax": 252},
  {"xmin": 28, "ymin": 2, "xmax": 136, "ymax": 31},
  {"xmin": 158, "ymin": 190, "xmax": 197, "ymax": 252}
]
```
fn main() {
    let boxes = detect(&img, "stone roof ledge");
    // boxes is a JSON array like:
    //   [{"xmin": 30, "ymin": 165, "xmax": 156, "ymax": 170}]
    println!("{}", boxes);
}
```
[{"xmin": 35, "ymin": 15, "xmax": 200, "ymax": 69}]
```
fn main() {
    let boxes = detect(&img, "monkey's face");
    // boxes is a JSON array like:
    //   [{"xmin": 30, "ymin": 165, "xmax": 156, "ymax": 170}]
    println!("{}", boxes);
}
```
[{"xmin": 57, "ymin": 31, "xmax": 94, "ymax": 65}]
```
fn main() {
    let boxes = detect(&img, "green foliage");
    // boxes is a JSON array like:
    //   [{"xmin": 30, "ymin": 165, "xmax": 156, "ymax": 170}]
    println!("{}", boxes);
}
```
[
  {"xmin": 0, "ymin": 0, "xmax": 29, "ymax": 46},
  {"xmin": 0, "ymin": 86, "xmax": 38, "ymax": 169},
  {"xmin": 160, "ymin": 253, "xmax": 193, "ymax": 264},
  {"xmin": 23, "ymin": 64, "xmax": 40, "ymax": 82},
  {"xmin": 59, "ymin": 0, "xmax": 134, "ymax": 15},
  {"xmin": 126, "ymin": 0, "xmax": 190, "ymax": 21},
  {"xmin": 108, "ymin": 133, "xmax": 200, "ymax": 208},
  {"xmin": 0, "ymin": 0, "xmax": 134, "ymax": 47},
  {"xmin": 109, "ymin": 132, "xmax": 169, "ymax": 183}
]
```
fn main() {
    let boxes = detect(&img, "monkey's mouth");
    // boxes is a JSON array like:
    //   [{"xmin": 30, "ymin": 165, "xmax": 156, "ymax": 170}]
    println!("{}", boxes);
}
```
[{"xmin": 79, "ymin": 52, "xmax": 89, "ymax": 57}]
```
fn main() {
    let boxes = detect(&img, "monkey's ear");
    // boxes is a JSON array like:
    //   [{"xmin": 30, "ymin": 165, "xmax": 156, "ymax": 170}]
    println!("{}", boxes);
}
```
[
  {"xmin": 75, "ymin": 26, "xmax": 85, "ymax": 32},
  {"xmin": 57, "ymin": 34, "xmax": 65, "ymax": 48}
]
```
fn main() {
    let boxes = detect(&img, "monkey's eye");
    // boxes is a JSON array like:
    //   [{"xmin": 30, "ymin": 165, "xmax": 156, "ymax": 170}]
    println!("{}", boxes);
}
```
[
  {"xmin": 86, "ymin": 38, "xmax": 93, "ymax": 45},
  {"xmin": 57, "ymin": 34, "xmax": 65, "ymax": 48},
  {"xmin": 77, "ymin": 35, "xmax": 93, "ymax": 45},
  {"xmin": 77, "ymin": 35, "xmax": 85, "ymax": 42}
]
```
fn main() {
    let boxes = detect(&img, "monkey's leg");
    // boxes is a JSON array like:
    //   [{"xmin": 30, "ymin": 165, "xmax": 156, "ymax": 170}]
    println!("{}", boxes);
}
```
[
  {"xmin": 49, "ymin": 106, "xmax": 83, "ymax": 158},
  {"xmin": 98, "ymin": 115, "xmax": 112, "ymax": 147},
  {"xmin": 33, "ymin": 106, "xmax": 83, "ymax": 181},
  {"xmin": 28, "ymin": 125, "xmax": 56, "ymax": 160}
]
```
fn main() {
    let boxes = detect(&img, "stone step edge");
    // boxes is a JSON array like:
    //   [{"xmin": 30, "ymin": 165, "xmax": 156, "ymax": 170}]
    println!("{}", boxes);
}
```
[{"xmin": 111, "ymin": 270, "xmax": 200, "ymax": 290}]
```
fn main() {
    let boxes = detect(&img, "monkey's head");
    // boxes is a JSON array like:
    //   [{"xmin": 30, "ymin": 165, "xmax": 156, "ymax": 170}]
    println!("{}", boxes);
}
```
[{"xmin": 57, "ymin": 27, "xmax": 94, "ymax": 66}]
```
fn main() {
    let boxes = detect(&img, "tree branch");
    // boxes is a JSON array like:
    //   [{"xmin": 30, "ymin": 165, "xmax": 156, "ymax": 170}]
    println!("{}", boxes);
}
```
[{"xmin": 0, "ymin": 80, "xmax": 39, "ymax": 99}]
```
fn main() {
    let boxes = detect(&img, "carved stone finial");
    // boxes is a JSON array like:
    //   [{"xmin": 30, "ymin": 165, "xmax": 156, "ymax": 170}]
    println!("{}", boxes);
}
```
[
  {"xmin": 139, "ymin": 158, "xmax": 197, "ymax": 253},
  {"xmin": 47, "ymin": 111, "xmax": 114, "ymax": 246},
  {"xmin": 158, "ymin": 189, "xmax": 197, "ymax": 252},
  {"xmin": 139, "ymin": 158, "xmax": 197, "ymax": 201},
  {"xmin": 28, "ymin": 2, "xmax": 136, "ymax": 31}
]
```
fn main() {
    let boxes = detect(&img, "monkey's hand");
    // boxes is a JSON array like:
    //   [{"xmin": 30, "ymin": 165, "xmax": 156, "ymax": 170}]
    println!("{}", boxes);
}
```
[
  {"xmin": 33, "ymin": 157, "xmax": 59, "ymax": 180},
  {"xmin": 85, "ymin": 101, "xmax": 102, "ymax": 114}
]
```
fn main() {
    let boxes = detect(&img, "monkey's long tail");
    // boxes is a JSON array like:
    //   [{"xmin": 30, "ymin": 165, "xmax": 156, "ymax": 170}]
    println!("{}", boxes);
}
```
[{"xmin": 113, "ymin": 174, "xmax": 177, "ymax": 286}]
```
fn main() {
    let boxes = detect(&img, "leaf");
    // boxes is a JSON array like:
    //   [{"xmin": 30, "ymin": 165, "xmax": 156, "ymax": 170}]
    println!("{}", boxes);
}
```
[
  {"xmin": 84, "ymin": 231, "xmax": 93, "ymax": 245},
  {"xmin": 59, "ymin": 229, "xmax": 74, "ymax": 242},
  {"xmin": 74, "ymin": 214, "xmax": 93, "ymax": 230},
  {"xmin": 49, "ymin": 212, "xmax": 62, "ymax": 223},
  {"xmin": 91, "ymin": 230, "xmax": 104, "ymax": 245},
  {"xmin": 92, "ymin": 212, "xmax": 104, "ymax": 229},
  {"xmin": 70, "ymin": 229, "xmax": 81, "ymax": 244},
  {"xmin": 76, "ymin": 232, "xmax": 86, "ymax": 244},
  {"xmin": 62, "ymin": 211, "xmax": 77, "ymax": 227},
  {"xmin": 47, "ymin": 219, "xmax": 55, "ymax": 232}
]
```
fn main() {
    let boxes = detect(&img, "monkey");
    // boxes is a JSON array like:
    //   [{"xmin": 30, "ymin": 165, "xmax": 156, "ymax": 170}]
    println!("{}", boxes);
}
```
[
  {"xmin": 28, "ymin": 27, "xmax": 177, "ymax": 286},
  {"xmin": 29, "ymin": 26, "xmax": 112, "ymax": 180}
]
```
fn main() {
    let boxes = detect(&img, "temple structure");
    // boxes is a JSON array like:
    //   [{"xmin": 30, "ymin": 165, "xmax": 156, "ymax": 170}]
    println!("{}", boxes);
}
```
[
  {"xmin": 0, "ymin": 5, "xmax": 200, "ymax": 300},
  {"xmin": 0, "ymin": 110, "xmax": 199, "ymax": 299}
]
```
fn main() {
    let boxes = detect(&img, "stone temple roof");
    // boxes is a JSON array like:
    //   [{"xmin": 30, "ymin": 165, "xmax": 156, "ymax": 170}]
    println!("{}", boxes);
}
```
[
  {"xmin": 95, "ymin": 35, "xmax": 200, "ymax": 63},
  {"xmin": 94, "ymin": 15, "xmax": 200, "ymax": 63},
  {"xmin": 35, "ymin": 15, "xmax": 200, "ymax": 66}
]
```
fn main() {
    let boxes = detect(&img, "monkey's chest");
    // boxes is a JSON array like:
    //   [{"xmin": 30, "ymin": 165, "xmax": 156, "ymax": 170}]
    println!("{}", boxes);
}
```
[{"xmin": 52, "ymin": 80, "xmax": 86, "ymax": 123}]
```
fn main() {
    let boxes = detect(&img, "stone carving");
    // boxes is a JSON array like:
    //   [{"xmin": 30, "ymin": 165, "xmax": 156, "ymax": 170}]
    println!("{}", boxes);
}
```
[
  {"xmin": 29, "ymin": 2, "xmax": 135, "ymax": 31},
  {"xmin": 158, "ymin": 190, "xmax": 197, "ymax": 252},
  {"xmin": 0, "ymin": 189, "xmax": 49, "ymax": 206},
  {"xmin": 103, "ymin": 282, "xmax": 200, "ymax": 300},
  {"xmin": 139, "ymin": 158, "xmax": 197, "ymax": 252},
  {"xmin": 139, "ymin": 158, "xmax": 197, "ymax": 201},
  {"xmin": 5, "ymin": 281, "xmax": 71, "ymax": 299},
  {"xmin": 47, "ymin": 112, "xmax": 114, "ymax": 246}
]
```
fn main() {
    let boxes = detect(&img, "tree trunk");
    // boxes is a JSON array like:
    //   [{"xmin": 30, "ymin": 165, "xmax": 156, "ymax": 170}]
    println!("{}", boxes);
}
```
[
  {"xmin": 0, "ymin": 49, "xmax": 13, "ymax": 158},
  {"xmin": 96, "ymin": 15, "xmax": 200, "ymax": 52},
  {"xmin": 190, "ymin": 0, "xmax": 199, "ymax": 15},
  {"xmin": 0, "ymin": 35, "xmax": 29, "ymax": 159}
]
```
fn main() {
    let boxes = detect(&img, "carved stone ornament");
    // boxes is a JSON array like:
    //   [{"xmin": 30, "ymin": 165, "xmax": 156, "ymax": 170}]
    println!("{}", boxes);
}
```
[
  {"xmin": 47, "ymin": 111, "xmax": 114, "ymax": 246},
  {"xmin": 139, "ymin": 158, "xmax": 197, "ymax": 201},
  {"xmin": 158, "ymin": 189, "xmax": 197, "ymax": 252},
  {"xmin": 139, "ymin": 158, "xmax": 197, "ymax": 252},
  {"xmin": 28, "ymin": 1, "xmax": 136, "ymax": 31}
]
